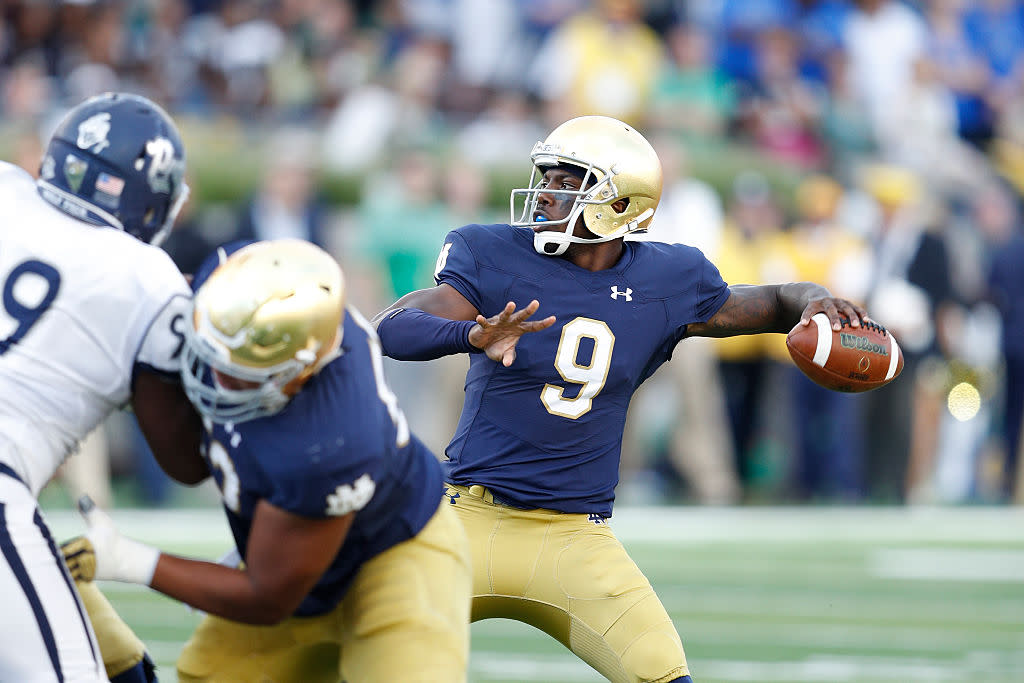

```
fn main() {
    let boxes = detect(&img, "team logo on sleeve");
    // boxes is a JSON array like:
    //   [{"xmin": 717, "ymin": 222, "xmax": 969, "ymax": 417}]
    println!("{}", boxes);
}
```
[
  {"xmin": 326, "ymin": 474, "xmax": 376, "ymax": 516},
  {"xmin": 434, "ymin": 243, "xmax": 453, "ymax": 279}
]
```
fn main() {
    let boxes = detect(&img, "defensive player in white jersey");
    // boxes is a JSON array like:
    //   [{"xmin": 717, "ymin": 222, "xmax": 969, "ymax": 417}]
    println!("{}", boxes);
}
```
[{"xmin": 0, "ymin": 92, "xmax": 203, "ymax": 682}]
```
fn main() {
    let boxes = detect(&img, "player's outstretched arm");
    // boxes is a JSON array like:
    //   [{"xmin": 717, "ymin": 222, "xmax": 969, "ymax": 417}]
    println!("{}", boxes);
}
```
[
  {"xmin": 685, "ymin": 282, "xmax": 868, "ymax": 338},
  {"xmin": 68, "ymin": 496, "xmax": 353, "ymax": 625},
  {"xmin": 375, "ymin": 283, "xmax": 480, "ymax": 323},
  {"xmin": 150, "ymin": 500, "xmax": 354, "ymax": 624},
  {"xmin": 375, "ymin": 284, "xmax": 554, "ymax": 363}
]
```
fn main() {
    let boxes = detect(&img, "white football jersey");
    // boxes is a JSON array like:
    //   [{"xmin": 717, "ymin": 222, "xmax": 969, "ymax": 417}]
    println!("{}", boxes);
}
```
[{"xmin": 0, "ymin": 161, "xmax": 190, "ymax": 495}]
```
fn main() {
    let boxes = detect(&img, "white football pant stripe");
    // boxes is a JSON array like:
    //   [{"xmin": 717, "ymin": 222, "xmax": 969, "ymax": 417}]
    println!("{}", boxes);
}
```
[{"xmin": 0, "ymin": 473, "xmax": 107, "ymax": 682}]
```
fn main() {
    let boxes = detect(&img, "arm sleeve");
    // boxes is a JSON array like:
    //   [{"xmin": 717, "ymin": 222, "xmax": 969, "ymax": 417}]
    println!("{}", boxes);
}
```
[{"xmin": 377, "ymin": 308, "xmax": 481, "ymax": 360}]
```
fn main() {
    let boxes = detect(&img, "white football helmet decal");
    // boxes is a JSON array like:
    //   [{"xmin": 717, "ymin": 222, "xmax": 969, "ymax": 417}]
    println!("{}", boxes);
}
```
[{"xmin": 76, "ymin": 113, "xmax": 111, "ymax": 153}]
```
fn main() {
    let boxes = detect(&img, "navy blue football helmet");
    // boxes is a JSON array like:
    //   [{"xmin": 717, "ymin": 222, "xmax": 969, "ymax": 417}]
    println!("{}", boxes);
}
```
[{"xmin": 36, "ymin": 92, "xmax": 188, "ymax": 246}]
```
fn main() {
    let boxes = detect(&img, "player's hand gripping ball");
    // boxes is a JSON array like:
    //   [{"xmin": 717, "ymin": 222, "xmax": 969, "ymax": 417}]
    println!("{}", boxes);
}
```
[{"xmin": 786, "ymin": 313, "xmax": 903, "ymax": 393}]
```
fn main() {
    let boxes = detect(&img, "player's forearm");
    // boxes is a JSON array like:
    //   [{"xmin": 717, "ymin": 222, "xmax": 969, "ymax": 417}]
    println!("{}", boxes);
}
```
[
  {"xmin": 728, "ymin": 282, "xmax": 832, "ymax": 334},
  {"xmin": 377, "ymin": 308, "xmax": 481, "ymax": 360},
  {"xmin": 150, "ymin": 554, "xmax": 298, "ymax": 625},
  {"xmin": 690, "ymin": 283, "xmax": 833, "ymax": 337}
]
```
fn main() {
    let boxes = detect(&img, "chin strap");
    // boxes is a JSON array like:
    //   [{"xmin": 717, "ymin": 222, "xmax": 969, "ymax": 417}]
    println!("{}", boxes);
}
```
[
  {"xmin": 532, "ymin": 231, "xmax": 572, "ymax": 256},
  {"xmin": 531, "ymin": 205, "xmax": 656, "ymax": 256}
]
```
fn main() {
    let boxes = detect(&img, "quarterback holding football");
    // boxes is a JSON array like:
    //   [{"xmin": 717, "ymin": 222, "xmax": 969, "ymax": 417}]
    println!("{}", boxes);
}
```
[{"xmin": 375, "ymin": 115, "xmax": 876, "ymax": 683}]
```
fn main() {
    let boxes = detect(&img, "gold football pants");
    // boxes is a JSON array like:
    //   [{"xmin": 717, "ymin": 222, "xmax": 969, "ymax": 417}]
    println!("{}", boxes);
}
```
[
  {"xmin": 446, "ymin": 483, "xmax": 688, "ymax": 683},
  {"xmin": 176, "ymin": 500, "xmax": 471, "ymax": 683},
  {"xmin": 75, "ymin": 579, "xmax": 148, "ymax": 678}
]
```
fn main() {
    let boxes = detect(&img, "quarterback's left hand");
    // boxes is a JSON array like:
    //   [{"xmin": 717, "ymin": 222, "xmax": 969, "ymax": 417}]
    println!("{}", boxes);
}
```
[
  {"xmin": 61, "ymin": 496, "xmax": 161, "ymax": 586},
  {"xmin": 470, "ymin": 300, "xmax": 556, "ymax": 367}
]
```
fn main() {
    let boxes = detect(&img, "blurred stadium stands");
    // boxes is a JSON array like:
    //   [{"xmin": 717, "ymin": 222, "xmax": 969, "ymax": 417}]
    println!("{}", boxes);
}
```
[{"xmin": 10, "ymin": 0, "xmax": 1022, "ymax": 507}]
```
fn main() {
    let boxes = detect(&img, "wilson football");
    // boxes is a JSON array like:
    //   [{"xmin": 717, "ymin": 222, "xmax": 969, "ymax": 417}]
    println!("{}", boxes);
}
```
[{"xmin": 786, "ymin": 314, "xmax": 903, "ymax": 393}]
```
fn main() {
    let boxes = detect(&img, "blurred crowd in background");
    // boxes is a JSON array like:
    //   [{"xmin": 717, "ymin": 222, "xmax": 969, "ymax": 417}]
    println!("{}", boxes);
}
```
[{"xmin": 9, "ymin": 0, "xmax": 1024, "ymax": 508}]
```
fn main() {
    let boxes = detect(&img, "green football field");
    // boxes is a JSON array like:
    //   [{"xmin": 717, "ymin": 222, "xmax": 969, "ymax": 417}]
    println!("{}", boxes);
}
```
[{"xmin": 45, "ymin": 506, "xmax": 1024, "ymax": 683}]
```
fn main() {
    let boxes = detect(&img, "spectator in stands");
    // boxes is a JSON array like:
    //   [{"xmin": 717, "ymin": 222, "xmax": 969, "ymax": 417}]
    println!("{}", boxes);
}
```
[
  {"xmin": 647, "ymin": 22, "xmax": 737, "ymax": 144},
  {"xmin": 526, "ymin": 0, "xmax": 663, "ymax": 126},
  {"xmin": 860, "ymin": 165, "xmax": 957, "ymax": 502},
  {"xmin": 819, "ymin": 51, "xmax": 877, "ymax": 177},
  {"xmin": 624, "ymin": 139, "xmax": 740, "ymax": 504},
  {"xmin": 714, "ymin": 0, "xmax": 798, "ymax": 86},
  {"xmin": 773, "ymin": 175, "xmax": 872, "ymax": 500},
  {"xmin": 843, "ymin": 0, "xmax": 928, "ymax": 144},
  {"xmin": 714, "ymin": 171, "xmax": 787, "ymax": 495},
  {"xmin": 979, "ymin": 182, "xmax": 1024, "ymax": 501},
  {"xmin": 962, "ymin": 0, "xmax": 1024, "ymax": 128},
  {"xmin": 738, "ymin": 27, "xmax": 826, "ymax": 168},
  {"xmin": 927, "ymin": 0, "xmax": 994, "ymax": 145}
]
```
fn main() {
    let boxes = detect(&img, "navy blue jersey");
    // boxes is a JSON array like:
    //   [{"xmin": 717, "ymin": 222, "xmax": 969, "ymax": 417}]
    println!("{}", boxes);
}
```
[
  {"xmin": 434, "ymin": 224, "xmax": 730, "ymax": 516},
  {"xmin": 194, "ymin": 247, "xmax": 443, "ymax": 617}
]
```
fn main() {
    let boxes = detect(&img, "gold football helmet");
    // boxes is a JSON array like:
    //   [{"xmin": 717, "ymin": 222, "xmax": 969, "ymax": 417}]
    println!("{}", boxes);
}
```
[
  {"xmin": 510, "ymin": 115, "xmax": 663, "ymax": 256},
  {"xmin": 180, "ymin": 239, "xmax": 345, "ymax": 423}
]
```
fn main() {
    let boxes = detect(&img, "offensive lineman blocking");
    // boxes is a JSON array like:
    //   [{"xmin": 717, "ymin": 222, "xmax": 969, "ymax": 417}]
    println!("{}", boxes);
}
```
[{"xmin": 64, "ymin": 240, "xmax": 473, "ymax": 682}]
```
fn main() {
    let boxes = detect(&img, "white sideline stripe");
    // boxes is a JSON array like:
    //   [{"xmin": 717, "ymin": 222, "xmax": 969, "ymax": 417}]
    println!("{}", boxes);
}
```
[
  {"xmin": 870, "ymin": 548, "xmax": 1024, "ymax": 582},
  {"xmin": 886, "ymin": 333, "xmax": 901, "ymax": 380},
  {"xmin": 612, "ymin": 507, "xmax": 1024, "ymax": 543},
  {"xmin": 652, "ymin": 585, "xmax": 1024, "ymax": 624},
  {"xmin": 42, "ymin": 507, "xmax": 1024, "ymax": 546},
  {"xmin": 811, "ymin": 313, "xmax": 832, "ymax": 366},
  {"xmin": 473, "ymin": 618, "xmax": 1024, "ymax": 652},
  {"xmin": 469, "ymin": 652, "xmax": 1024, "ymax": 682}
]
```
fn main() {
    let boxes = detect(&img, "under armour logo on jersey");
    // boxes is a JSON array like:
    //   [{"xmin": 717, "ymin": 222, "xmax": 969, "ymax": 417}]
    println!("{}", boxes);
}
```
[
  {"xmin": 588, "ymin": 513, "xmax": 608, "ymax": 525},
  {"xmin": 610, "ymin": 286, "xmax": 633, "ymax": 301},
  {"xmin": 443, "ymin": 487, "xmax": 460, "ymax": 505}
]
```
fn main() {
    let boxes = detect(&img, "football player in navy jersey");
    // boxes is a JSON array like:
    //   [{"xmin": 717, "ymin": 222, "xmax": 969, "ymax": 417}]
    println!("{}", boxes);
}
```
[
  {"xmin": 374, "ymin": 115, "xmax": 870, "ymax": 683},
  {"xmin": 63, "ymin": 240, "xmax": 472, "ymax": 682}
]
